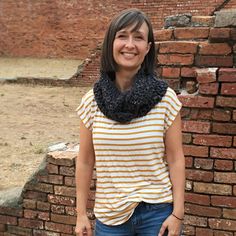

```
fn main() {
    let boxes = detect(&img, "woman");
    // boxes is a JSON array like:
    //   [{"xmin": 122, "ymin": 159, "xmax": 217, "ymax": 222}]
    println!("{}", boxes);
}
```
[{"xmin": 75, "ymin": 8, "xmax": 185, "ymax": 236}]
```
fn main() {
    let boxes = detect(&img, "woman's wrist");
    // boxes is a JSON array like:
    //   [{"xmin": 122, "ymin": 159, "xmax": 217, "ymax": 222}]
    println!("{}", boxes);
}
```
[{"xmin": 171, "ymin": 213, "xmax": 184, "ymax": 221}]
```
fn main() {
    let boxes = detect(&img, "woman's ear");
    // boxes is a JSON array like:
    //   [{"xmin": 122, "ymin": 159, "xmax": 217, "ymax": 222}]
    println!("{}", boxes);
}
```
[{"xmin": 146, "ymin": 42, "xmax": 152, "ymax": 55}]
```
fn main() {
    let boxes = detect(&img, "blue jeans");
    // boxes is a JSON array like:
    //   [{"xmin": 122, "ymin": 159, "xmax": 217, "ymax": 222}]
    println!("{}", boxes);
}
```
[{"xmin": 95, "ymin": 202, "xmax": 173, "ymax": 236}]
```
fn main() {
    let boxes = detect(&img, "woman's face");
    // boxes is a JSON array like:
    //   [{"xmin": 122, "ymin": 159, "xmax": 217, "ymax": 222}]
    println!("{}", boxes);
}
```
[{"xmin": 113, "ymin": 22, "xmax": 151, "ymax": 73}]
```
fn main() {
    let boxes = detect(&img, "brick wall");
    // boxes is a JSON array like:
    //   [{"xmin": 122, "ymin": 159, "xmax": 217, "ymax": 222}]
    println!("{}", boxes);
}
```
[{"xmin": 0, "ymin": 0, "xmax": 234, "ymax": 59}]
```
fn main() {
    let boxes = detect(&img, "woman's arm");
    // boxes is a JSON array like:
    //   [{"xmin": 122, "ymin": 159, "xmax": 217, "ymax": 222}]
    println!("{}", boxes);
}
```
[
  {"xmin": 75, "ymin": 120, "xmax": 95, "ymax": 236},
  {"xmin": 159, "ymin": 112, "xmax": 185, "ymax": 236}
]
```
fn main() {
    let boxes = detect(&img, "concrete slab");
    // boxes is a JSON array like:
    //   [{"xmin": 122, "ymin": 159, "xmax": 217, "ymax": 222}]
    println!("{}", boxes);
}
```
[
  {"xmin": 0, "ymin": 57, "xmax": 83, "ymax": 80},
  {"xmin": 215, "ymin": 9, "xmax": 236, "ymax": 27}
]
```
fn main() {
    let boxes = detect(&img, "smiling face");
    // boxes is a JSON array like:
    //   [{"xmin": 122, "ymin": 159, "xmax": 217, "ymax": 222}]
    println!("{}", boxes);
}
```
[{"xmin": 112, "ymin": 22, "xmax": 151, "ymax": 74}]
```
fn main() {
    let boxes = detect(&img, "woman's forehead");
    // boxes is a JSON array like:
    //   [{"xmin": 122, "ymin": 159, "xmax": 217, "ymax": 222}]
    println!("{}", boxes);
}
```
[{"xmin": 117, "ymin": 22, "xmax": 149, "ymax": 33}]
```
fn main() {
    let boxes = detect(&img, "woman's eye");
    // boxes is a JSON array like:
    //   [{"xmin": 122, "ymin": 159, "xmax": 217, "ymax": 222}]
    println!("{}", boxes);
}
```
[{"xmin": 117, "ymin": 34, "xmax": 126, "ymax": 38}]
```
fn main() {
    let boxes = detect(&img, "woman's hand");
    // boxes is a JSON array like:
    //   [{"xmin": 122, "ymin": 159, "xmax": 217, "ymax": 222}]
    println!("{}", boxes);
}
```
[
  {"xmin": 158, "ymin": 214, "xmax": 182, "ymax": 236},
  {"xmin": 75, "ymin": 215, "xmax": 93, "ymax": 236}
]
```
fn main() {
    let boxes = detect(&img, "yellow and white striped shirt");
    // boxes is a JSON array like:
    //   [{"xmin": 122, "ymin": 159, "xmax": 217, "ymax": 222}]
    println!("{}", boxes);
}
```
[{"xmin": 77, "ymin": 87, "xmax": 182, "ymax": 226}]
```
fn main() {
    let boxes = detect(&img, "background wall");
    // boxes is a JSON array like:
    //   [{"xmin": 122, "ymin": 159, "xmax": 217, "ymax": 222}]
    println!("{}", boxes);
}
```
[{"xmin": 0, "ymin": 0, "xmax": 236, "ymax": 59}]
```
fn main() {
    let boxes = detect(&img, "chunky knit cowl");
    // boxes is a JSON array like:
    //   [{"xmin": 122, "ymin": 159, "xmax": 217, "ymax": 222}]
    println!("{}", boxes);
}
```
[{"xmin": 93, "ymin": 70, "xmax": 168, "ymax": 123}]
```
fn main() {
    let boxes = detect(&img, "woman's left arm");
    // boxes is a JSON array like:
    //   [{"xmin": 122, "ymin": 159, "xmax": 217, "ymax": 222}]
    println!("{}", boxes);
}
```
[{"xmin": 158, "ymin": 112, "xmax": 185, "ymax": 236}]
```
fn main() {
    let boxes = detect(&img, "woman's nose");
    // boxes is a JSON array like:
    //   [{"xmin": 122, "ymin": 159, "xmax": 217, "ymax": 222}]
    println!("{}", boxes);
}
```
[{"xmin": 125, "ymin": 36, "xmax": 135, "ymax": 48}]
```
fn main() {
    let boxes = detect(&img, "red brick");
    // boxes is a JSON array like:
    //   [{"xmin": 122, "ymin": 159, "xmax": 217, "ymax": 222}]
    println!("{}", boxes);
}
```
[
  {"xmin": 7, "ymin": 226, "xmax": 32, "ymax": 236},
  {"xmin": 65, "ymin": 206, "xmax": 76, "ymax": 216},
  {"xmin": 193, "ymin": 134, "xmax": 232, "ymax": 147},
  {"xmin": 185, "ymin": 192, "xmax": 210, "ymax": 206},
  {"xmin": 183, "ymin": 225, "xmax": 195, "ymax": 235},
  {"xmin": 184, "ymin": 215, "xmax": 207, "ymax": 227},
  {"xmin": 54, "ymin": 186, "xmax": 76, "ymax": 197},
  {"xmin": 196, "ymin": 68, "xmax": 217, "ymax": 83},
  {"xmin": 46, "ymin": 163, "xmax": 58, "ymax": 174},
  {"xmin": 174, "ymin": 27, "xmax": 209, "ymax": 39},
  {"xmin": 221, "ymin": 83, "xmax": 236, "ymax": 95},
  {"xmin": 199, "ymin": 83, "xmax": 219, "ymax": 95},
  {"xmin": 22, "ymin": 191, "xmax": 47, "ymax": 201},
  {"xmin": 25, "ymin": 182, "xmax": 53, "ymax": 193},
  {"xmin": 186, "ymin": 169, "xmax": 213, "ymax": 182},
  {"xmin": 185, "ymin": 203, "xmax": 221, "ymax": 217},
  {"xmin": 180, "ymin": 108, "xmax": 191, "ymax": 118},
  {"xmin": 234, "ymin": 185, "xmax": 236, "ymax": 196},
  {"xmin": 209, "ymin": 28, "xmax": 231, "ymax": 41},
  {"xmin": 165, "ymin": 79, "xmax": 179, "ymax": 90},
  {"xmin": 212, "ymin": 109, "xmax": 231, "ymax": 121},
  {"xmin": 216, "ymin": 96, "xmax": 236, "ymax": 108},
  {"xmin": 233, "ymin": 110, "xmax": 236, "ymax": 121},
  {"xmin": 33, "ymin": 229, "xmax": 60, "ymax": 236},
  {"xmin": 37, "ymin": 174, "xmax": 63, "ymax": 185},
  {"xmin": 211, "ymin": 196, "xmax": 236, "ymax": 208},
  {"xmin": 185, "ymin": 156, "xmax": 193, "ymax": 167},
  {"xmin": 213, "ymin": 123, "xmax": 236, "ymax": 135},
  {"xmin": 214, "ymin": 231, "xmax": 233, "ymax": 236},
  {"xmin": 192, "ymin": 16, "xmax": 215, "ymax": 26},
  {"xmin": 179, "ymin": 95, "xmax": 214, "ymax": 108},
  {"xmin": 154, "ymin": 29, "xmax": 173, "ymax": 41},
  {"xmin": 190, "ymin": 109, "xmax": 212, "ymax": 120},
  {"xmin": 0, "ymin": 224, "xmax": 5, "ymax": 232},
  {"xmin": 231, "ymin": 28, "xmax": 236, "ymax": 40},
  {"xmin": 157, "ymin": 54, "xmax": 194, "ymax": 65},
  {"xmin": 162, "ymin": 67, "xmax": 180, "ymax": 78},
  {"xmin": 211, "ymin": 148, "xmax": 236, "ymax": 159},
  {"xmin": 159, "ymin": 41, "xmax": 198, "ymax": 54},
  {"xmin": 51, "ymin": 214, "xmax": 76, "ymax": 225},
  {"xmin": 0, "ymin": 206, "xmax": 23, "ymax": 217},
  {"xmin": 194, "ymin": 158, "xmax": 213, "ymax": 170},
  {"xmin": 182, "ymin": 120, "xmax": 210, "ymax": 133},
  {"xmin": 23, "ymin": 199, "xmax": 36, "ymax": 209},
  {"xmin": 24, "ymin": 209, "xmax": 38, "ymax": 219},
  {"xmin": 214, "ymin": 172, "xmax": 236, "ymax": 184},
  {"xmin": 199, "ymin": 42, "xmax": 231, "ymax": 55},
  {"xmin": 183, "ymin": 145, "xmax": 209, "ymax": 157},
  {"xmin": 18, "ymin": 218, "xmax": 43, "ymax": 229},
  {"xmin": 223, "ymin": 209, "xmax": 236, "ymax": 220},
  {"xmin": 0, "ymin": 215, "xmax": 17, "ymax": 225},
  {"xmin": 36, "ymin": 201, "xmax": 50, "ymax": 211},
  {"xmin": 196, "ymin": 228, "xmax": 213, "ymax": 236},
  {"xmin": 64, "ymin": 177, "xmax": 76, "ymax": 187},
  {"xmin": 185, "ymin": 180, "xmax": 193, "ymax": 191},
  {"xmin": 51, "ymin": 205, "xmax": 65, "ymax": 214},
  {"xmin": 47, "ymin": 154, "xmax": 75, "ymax": 167},
  {"xmin": 181, "ymin": 67, "xmax": 197, "ymax": 77},
  {"xmin": 195, "ymin": 55, "xmax": 233, "ymax": 67},
  {"xmin": 47, "ymin": 194, "xmax": 75, "ymax": 206},
  {"xmin": 219, "ymin": 68, "xmax": 236, "ymax": 82},
  {"xmin": 209, "ymin": 218, "xmax": 236, "ymax": 231},
  {"xmin": 45, "ymin": 222, "xmax": 73, "ymax": 234},
  {"xmin": 194, "ymin": 182, "xmax": 232, "ymax": 195},
  {"xmin": 234, "ymin": 136, "xmax": 236, "ymax": 146},
  {"xmin": 183, "ymin": 133, "xmax": 192, "ymax": 144},
  {"xmin": 59, "ymin": 166, "xmax": 75, "ymax": 176},
  {"xmin": 214, "ymin": 160, "xmax": 233, "ymax": 171}
]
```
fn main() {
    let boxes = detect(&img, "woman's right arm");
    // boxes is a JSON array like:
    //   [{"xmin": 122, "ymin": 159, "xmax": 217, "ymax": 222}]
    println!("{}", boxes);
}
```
[{"xmin": 75, "ymin": 120, "xmax": 95, "ymax": 236}]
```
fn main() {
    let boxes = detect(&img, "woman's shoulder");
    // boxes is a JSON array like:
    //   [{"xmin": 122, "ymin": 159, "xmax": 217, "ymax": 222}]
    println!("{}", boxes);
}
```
[{"xmin": 81, "ymin": 88, "xmax": 95, "ymax": 104}]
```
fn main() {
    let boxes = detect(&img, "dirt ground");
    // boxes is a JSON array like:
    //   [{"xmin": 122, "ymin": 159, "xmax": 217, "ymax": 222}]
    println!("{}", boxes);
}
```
[{"xmin": 0, "ymin": 83, "xmax": 90, "ymax": 191}]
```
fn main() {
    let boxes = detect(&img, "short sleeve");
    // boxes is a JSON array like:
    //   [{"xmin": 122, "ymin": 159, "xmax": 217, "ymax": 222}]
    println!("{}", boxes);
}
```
[
  {"xmin": 76, "ymin": 89, "xmax": 95, "ymax": 130},
  {"xmin": 163, "ymin": 87, "xmax": 182, "ymax": 131}
]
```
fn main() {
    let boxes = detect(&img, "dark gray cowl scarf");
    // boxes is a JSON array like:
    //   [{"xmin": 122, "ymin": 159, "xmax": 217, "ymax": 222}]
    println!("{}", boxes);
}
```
[{"xmin": 93, "ymin": 70, "xmax": 168, "ymax": 123}]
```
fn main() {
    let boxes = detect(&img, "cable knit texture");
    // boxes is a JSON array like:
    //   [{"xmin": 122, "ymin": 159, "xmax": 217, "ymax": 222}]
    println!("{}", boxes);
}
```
[{"xmin": 93, "ymin": 70, "xmax": 168, "ymax": 123}]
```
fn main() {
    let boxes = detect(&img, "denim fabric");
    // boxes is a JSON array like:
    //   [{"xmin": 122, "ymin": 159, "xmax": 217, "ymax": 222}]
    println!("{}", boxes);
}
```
[{"xmin": 95, "ymin": 202, "xmax": 173, "ymax": 236}]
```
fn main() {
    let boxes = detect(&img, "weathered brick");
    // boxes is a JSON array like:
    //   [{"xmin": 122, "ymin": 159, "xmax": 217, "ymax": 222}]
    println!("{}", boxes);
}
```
[
  {"xmin": 219, "ymin": 68, "xmax": 236, "ymax": 82},
  {"xmin": 213, "ymin": 123, "xmax": 236, "ymax": 135},
  {"xmin": 181, "ymin": 67, "xmax": 197, "ymax": 77},
  {"xmin": 47, "ymin": 194, "xmax": 75, "ymax": 206},
  {"xmin": 159, "ymin": 41, "xmax": 198, "ymax": 54},
  {"xmin": 37, "ymin": 201, "xmax": 50, "ymax": 211},
  {"xmin": 186, "ymin": 169, "xmax": 213, "ymax": 182},
  {"xmin": 233, "ymin": 110, "xmax": 236, "ymax": 121},
  {"xmin": 214, "ymin": 231, "xmax": 233, "ymax": 236},
  {"xmin": 154, "ymin": 29, "xmax": 173, "ymax": 41},
  {"xmin": 196, "ymin": 68, "xmax": 217, "ymax": 83},
  {"xmin": 45, "ymin": 222, "xmax": 73, "ymax": 234},
  {"xmin": 59, "ymin": 166, "xmax": 75, "ymax": 176},
  {"xmin": 216, "ymin": 96, "xmax": 236, "ymax": 108},
  {"xmin": 157, "ymin": 54, "xmax": 194, "ymax": 65},
  {"xmin": 185, "ymin": 192, "xmax": 210, "ymax": 206},
  {"xmin": 209, "ymin": 218, "xmax": 236, "ymax": 231},
  {"xmin": 0, "ymin": 215, "xmax": 17, "ymax": 225},
  {"xmin": 212, "ymin": 109, "xmax": 231, "ymax": 121},
  {"xmin": 25, "ymin": 182, "xmax": 53, "ymax": 193},
  {"xmin": 47, "ymin": 153, "xmax": 75, "ymax": 167},
  {"xmin": 179, "ymin": 95, "xmax": 214, "ymax": 108},
  {"xmin": 193, "ymin": 134, "xmax": 232, "ymax": 147},
  {"xmin": 37, "ymin": 174, "xmax": 63, "ymax": 185},
  {"xmin": 223, "ymin": 209, "xmax": 236, "ymax": 220},
  {"xmin": 0, "ymin": 206, "xmax": 23, "ymax": 217},
  {"xmin": 211, "ymin": 148, "xmax": 236, "ymax": 159},
  {"xmin": 196, "ymin": 228, "xmax": 213, "ymax": 236},
  {"xmin": 221, "ymin": 83, "xmax": 236, "ymax": 95},
  {"xmin": 189, "ymin": 109, "xmax": 212, "ymax": 120},
  {"xmin": 65, "ymin": 206, "xmax": 76, "ymax": 216},
  {"xmin": 234, "ymin": 136, "xmax": 236, "ymax": 146},
  {"xmin": 199, "ymin": 83, "xmax": 219, "ymax": 95},
  {"xmin": 51, "ymin": 213, "xmax": 76, "ymax": 225},
  {"xmin": 214, "ymin": 159, "xmax": 233, "ymax": 171},
  {"xmin": 209, "ymin": 28, "xmax": 231, "ymax": 41},
  {"xmin": 183, "ymin": 225, "xmax": 195, "ymax": 236},
  {"xmin": 18, "ymin": 218, "xmax": 43, "ymax": 229},
  {"xmin": 0, "ymin": 224, "xmax": 5, "ymax": 232},
  {"xmin": 195, "ymin": 55, "xmax": 233, "ymax": 67},
  {"xmin": 183, "ymin": 133, "xmax": 192, "ymax": 144},
  {"xmin": 162, "ymin": 67, "xmax": 180, "ymax": 78},
  {"xmin": 7, "ymin": 226, "xmax": 32, "ymax": 236},
  {"xmin": 23, "ymin": 199, "xmax": 36, "ymax": 209},
  {"xmin": 185, "ymin": 157, "xmax": 192, "ymax": 168},
  {"xmin": 174, "ymin": 27, "xmax": 209, "ymax": 39},
  {"xmin": 46, "ymin": 163, "xmax": 58, "ymax": 174},
  {"xmin": 184, "ymin": 214, "xmax": 207, "ymax": 227},
  {"xmin": 199, "ymin": 42, "xmax": 231, "ymax": 55},
  {"xmin": 214, "ymin": 172, "xmax": 236, "ymax": 184},
  {"xmin": 54, "ymin": 186, "xmax": 76, "ymax": 197},
  {"xmin": 182, "ymin": 120, "xmax": 210, "ymax": 133},
  {"xmin": 33, "ymin": 229, "xmax": 60, "ymax": 236},
  {"xmin": 194, "ymin": 158, "xmax": 213, "ymax": 170},
  {"xmin": 194, "ymin": 182, "xmax": 232, "ymax": 195},
  {"xmin": 51, "ymin": 205, "xmax": 65, "ymax": 214},
  {"xmin": 192, "ymin": 16, "xmax": 215, "ymax": 26},
  {"xmin": 183, "ymin": 145, "xmax": 209, "ymax": 157},
  {"xmin": 211, "ymin": 196, "xmax": 236, "ymax": 208}
]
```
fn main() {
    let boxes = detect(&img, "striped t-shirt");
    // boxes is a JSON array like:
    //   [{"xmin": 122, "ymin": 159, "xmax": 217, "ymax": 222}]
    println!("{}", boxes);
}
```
[{"xmin": 77, "ymin": 87, "xmax": 182, "ymax": 226}]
